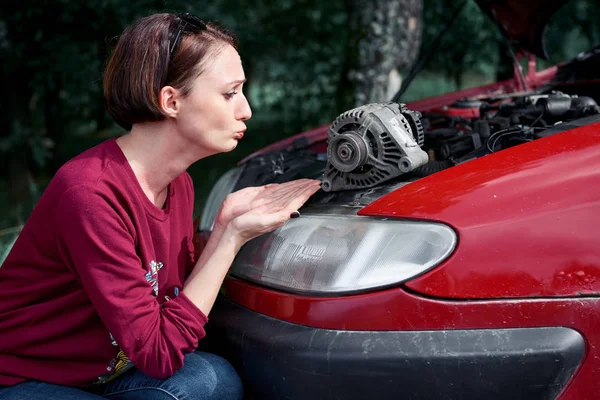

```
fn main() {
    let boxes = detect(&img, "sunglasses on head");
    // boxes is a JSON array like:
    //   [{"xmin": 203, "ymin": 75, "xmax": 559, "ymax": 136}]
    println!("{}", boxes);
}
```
[{"xmin": 169, "ymin": 13, "xmax": 207, "ymax": 60}]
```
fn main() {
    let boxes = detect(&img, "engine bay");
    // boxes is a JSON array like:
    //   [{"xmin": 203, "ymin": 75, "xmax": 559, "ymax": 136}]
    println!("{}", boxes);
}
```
[
  {"xmin": 236, "ymin": 88, "xmax": 600, "ymax": 195},
  {"xmin": 423, "ymin": 91, "xmax": 600, "ymax": 162}
]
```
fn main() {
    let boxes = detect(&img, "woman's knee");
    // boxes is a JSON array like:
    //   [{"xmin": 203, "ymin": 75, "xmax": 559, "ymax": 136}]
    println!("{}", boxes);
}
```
[{"xmin": 175, "ymin": 351, "xmax": 243, "ymax": 400}]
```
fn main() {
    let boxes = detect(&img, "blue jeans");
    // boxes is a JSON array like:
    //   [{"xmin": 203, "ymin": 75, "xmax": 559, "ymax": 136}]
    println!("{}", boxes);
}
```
[{"xmin": 0, "ymin": 351, "xmax": 243, "ymax": 400}]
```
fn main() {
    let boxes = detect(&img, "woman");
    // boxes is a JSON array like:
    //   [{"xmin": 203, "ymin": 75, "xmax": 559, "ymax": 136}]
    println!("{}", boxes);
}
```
[{"xmin": 0, "ymin": 12, "xmax": 321, "ymax": 399}]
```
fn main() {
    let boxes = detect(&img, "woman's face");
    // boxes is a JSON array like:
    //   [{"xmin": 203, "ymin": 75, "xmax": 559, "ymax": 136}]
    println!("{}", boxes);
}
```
[{"xmin": 176, "ymin": 44, "xmax": 252, "ymax": 156}]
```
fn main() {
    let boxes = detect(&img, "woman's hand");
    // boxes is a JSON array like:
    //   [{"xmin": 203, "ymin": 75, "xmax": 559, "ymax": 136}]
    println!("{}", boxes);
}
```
[
  {"xmin": 184, "ymin": 179, "xmax": 320, "ymax": 315},
  {"xmin": 225, "ymin": 179, "xmax": 321, "ymax": 245},
  {"xmin": 214, "ymin": 179, "xmax": 320, "ymax": 231}
]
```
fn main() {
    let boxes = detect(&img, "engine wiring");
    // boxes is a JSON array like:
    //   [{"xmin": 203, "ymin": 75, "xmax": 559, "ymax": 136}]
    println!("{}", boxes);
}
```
[{"xmin": 486, "ymin": 110, "xmax": 546, "ymax": 153}]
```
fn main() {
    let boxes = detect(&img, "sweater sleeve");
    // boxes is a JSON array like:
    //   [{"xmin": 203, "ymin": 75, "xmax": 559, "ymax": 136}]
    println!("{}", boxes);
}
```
[{"xmin": 55, "ymin": 185, "xmax": 208, "ymax": 379}]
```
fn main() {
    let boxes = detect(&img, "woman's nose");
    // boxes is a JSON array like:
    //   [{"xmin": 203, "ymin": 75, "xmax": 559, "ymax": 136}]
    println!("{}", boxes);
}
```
[{"xmin": 236, "ymin": 94, "xmax": 252, "ymax": 121}]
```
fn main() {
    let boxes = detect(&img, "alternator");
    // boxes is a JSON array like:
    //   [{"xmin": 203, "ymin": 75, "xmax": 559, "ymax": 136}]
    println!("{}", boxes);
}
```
[{"xmin": 321, "ymin": 102, "xmax": 428, "ymax": 192}]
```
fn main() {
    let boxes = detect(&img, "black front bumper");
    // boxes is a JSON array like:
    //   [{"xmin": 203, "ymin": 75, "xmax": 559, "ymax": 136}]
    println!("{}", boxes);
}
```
[{"xmin": 204, "ymin": 298, "xmax": 584, "ymax": 400}]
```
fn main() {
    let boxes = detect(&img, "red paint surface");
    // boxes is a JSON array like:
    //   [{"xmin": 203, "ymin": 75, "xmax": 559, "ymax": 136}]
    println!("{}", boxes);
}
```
[
  {"xmin": 222, "ymin": 277, "xmax": 599, "ymax": 400},
  {"xmin": 359, "ymin": 122, "xmax": 600, "ymax": 298}
]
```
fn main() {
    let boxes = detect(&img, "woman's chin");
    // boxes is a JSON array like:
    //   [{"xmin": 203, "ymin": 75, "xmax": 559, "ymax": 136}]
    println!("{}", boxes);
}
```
[{"xmin": 224, "ymin": 139, "xmax": 239, "ymax": 152}]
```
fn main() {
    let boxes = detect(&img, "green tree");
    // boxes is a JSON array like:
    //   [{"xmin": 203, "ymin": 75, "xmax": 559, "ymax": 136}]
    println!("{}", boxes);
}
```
[
  {"xmin": 339, "ymin": 0, "xmax": 423, "ymax": 108},
  {"xmin": 2, "ymin": 0, "xmax": 600, "ymax": 231}
]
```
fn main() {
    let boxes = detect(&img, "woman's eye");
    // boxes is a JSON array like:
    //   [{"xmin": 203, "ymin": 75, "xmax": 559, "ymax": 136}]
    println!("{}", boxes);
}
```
[{"xmin": 224, "ymin": 91, "xmax": 238, "ymax": 99}]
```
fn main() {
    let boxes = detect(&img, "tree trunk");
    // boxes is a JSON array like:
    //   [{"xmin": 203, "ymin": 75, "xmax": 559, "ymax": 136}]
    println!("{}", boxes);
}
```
[{"xmin": 339, "ymin": 0, "xmax": 423, "ymax": 109}]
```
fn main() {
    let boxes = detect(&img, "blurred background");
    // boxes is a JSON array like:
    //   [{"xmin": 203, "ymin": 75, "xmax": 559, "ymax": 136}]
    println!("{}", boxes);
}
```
[{"xmin": 1, "ymin": 0, "xmax": 600, "ymax": 251}]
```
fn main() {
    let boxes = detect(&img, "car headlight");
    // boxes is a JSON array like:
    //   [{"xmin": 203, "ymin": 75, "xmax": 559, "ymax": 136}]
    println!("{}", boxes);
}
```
[
  {"xmin": 200, "ymin": 165, "xmax": 245, "ymax": 231},
  {"xmin": 229, "ymin": 215, "xmax": 457, "ymax": 295}
]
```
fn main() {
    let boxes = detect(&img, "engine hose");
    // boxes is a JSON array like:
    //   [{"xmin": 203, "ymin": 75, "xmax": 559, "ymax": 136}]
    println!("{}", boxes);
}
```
[{"xmin": 410, "ymin": 160, "xmax": 455, "ymax": 177}]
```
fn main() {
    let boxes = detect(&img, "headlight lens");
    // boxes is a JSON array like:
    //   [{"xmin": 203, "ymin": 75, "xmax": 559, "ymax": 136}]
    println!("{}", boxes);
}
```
[
  {"xmin": 230, "ymin": 215, "xmax": 457, "ymax": 295},
  {"xmin": 200, "ymin": 165, "xmax": 245, "ymax": 231}
]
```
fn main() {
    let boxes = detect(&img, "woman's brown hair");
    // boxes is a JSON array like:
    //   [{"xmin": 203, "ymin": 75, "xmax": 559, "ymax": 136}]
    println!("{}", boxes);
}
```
[{"xmin": 103, "ymin": 13, "xmax": 237, "ymax": 130}]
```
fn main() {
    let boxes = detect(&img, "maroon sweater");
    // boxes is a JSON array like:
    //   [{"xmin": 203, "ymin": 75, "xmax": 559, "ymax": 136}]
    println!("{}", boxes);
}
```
[{"xmin": 0, "ymin": 138, "xmax": 207, "ymax": 387}]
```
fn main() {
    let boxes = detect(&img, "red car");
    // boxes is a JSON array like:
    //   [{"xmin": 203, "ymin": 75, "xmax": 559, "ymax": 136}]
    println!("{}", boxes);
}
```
[{"xmin": 195, "ymin": 1, "xmax": 600, "ymax": 399}]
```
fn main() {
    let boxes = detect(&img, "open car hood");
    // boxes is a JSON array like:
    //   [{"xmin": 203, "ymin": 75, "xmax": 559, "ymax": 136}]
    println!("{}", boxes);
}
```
[{"xmin": 475, "ymin": 0, "xmax": 569, "ymax": 58}]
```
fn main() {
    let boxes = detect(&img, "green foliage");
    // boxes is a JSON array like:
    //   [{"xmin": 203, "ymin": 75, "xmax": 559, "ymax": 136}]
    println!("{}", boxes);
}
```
[
  {"xmin": 0, "ymin": 227, "xmax": 20, "ymax": 266},
  {"xmin": 543, "ymin": 0, "xmax": 600, "ymax": 66},
  {"xmin": 401, "ymin": 0, "xmax": 600, "ymax": 102},
  {"xmin": 217, "ymin": 0, "xmax": 349, "ymax": 135},
  {"xmin": 2, "ymin": 0, "xmax": 600, "ymax": 232},
  {"xmin": 420, "ymin": 0, "xmax": 499, "ymax": 85}
]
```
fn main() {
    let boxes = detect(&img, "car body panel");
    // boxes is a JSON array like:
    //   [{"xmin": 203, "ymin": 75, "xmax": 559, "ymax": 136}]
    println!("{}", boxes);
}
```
[
  {"xmin": 208, "ymin": 298, "xmax": 584, "ymax": 400},
  {"xmin": 358, "ymin": 120, "xmax": 600, "ymax": 298},
  {"xmin": 221, "ymin": 277, "xmax": 599, "ymax": 400}
]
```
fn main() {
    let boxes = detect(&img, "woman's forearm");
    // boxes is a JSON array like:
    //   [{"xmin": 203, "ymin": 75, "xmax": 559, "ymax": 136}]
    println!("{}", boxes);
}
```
[
  {"xmin": 183, "ymin": 225, "xmax": 242, "ymax": 315},
  {"xmin": 195, "ymin": 222, "xmax": 227, "ymax": 267}
]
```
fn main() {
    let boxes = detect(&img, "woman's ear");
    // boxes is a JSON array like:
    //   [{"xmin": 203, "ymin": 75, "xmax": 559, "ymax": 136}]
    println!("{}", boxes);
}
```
[{"xmin": 159, "ymin": 86, "xmax": 180, "ymax": 118}]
